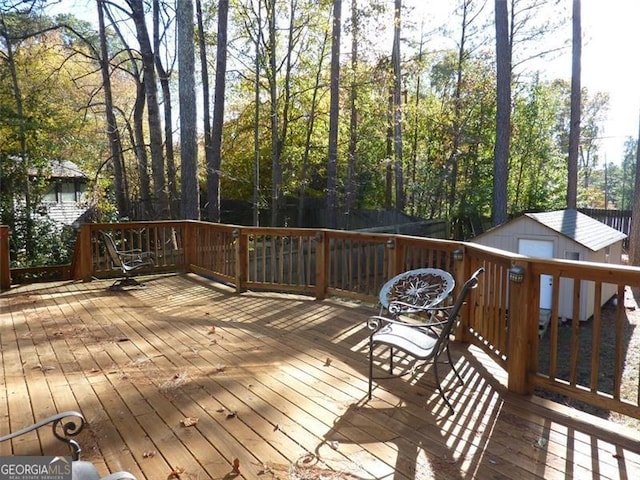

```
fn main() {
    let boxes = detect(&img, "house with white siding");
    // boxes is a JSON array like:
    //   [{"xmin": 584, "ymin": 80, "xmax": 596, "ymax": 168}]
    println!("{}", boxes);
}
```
[{"xmin": 31, "ymin": 159, "xmax": 91, "ymax": 228}]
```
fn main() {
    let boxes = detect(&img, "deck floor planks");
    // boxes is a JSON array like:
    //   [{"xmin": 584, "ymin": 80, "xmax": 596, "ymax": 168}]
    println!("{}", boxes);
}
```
[
  {"xmin": 3, "ymin": 297, "xmax": 42, "ymax": 456},
  {"xmin": 95, "ymin": 298, "xmax": 293, "ymax": 479},
  {"xmin": 165, "ymin": 280, "xmax": 540, "ymax": 478},
  {"xmin": 120, "ymin": 301, "xmax": 360, "ymax": 478},
  {"xmin": 148, "ymin": 278, "xmax": 588, "ymax": 480},
  {"xmin": 2, "ymin": 275, "xmax": 640, "ymax": 479}
]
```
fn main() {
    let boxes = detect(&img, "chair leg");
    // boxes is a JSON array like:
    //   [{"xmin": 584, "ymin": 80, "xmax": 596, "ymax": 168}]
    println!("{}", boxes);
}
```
[
  {"xmin": 446, "ymin": 345, "xmax": 464, "ymax": 387},
  {"xmin": 109, "ymin": 277, "xmax": 145, "ymax": 291},
  {"xmin": 368, "ymin": 338, "xmax": 374, "ymax": 399},
  {"xmin": 432, "ymin": 359, "xmax": 454, "ymax": 415}
]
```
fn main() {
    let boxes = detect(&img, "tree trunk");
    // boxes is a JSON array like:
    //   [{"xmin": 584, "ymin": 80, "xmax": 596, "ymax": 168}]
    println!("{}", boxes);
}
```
[
  {"xmin": 392, "ymin": 0, "xmax": 404, "ymax": 212},
  {"xmin": 208, "ymin": 0, "xmax": 229, "ymax": 223},
  {"xmin": 629, "ymin": 113, "xmax": 640, "ymax": 265},
  {"xmin": 326, "ymin": 0, "xmax": 342, "ymax": 229},
  {"xmin": 129, "ymin": 0, "xmax": 169, "ymax": 219},
  {"xmin": 567, "ymin": 0, "xmax": 581, "ymax": 209},
  {"xmin": 493, "ymin": 0, "xmax": 510, "ymax": 226},
  {"xmin": 344, "ymin": 0, "xmax": 358, "ymax": 228},
  {"xmin": 266, "ymin": 0, "xmax": 281, "ymax": 227},
  {"xmin": 96, "ymin": 0, "xmax": 128, "ymax": 218},
  {"xmin": 252, "ymin": 0, "xmax": 262, "ymax": 226},
  {"xmin": 196, "ymin": 0, "xmax": 212, "ymax": 220},
  {"xmin": 298, "ymin": 24, "xmax": 329, "ymax": 227},
  {"xmin": 177, "ymin": 0, "xmax": 199, "ymax": 220},
  {"xmin": 153, "ymin": 0, "xmax": 178, "ymax": 218}
]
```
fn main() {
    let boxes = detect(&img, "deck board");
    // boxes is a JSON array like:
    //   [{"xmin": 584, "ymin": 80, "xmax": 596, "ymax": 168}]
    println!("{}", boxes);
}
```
[{"xmin": 1, "ymin": 273, "xmax": 640, "ymax": 479}]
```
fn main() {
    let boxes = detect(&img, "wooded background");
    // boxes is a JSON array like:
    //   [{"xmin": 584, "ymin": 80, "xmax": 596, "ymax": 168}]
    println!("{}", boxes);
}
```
[{"xmin": 1, "ymin": 0, "xmax": 638, "ymax": 266}]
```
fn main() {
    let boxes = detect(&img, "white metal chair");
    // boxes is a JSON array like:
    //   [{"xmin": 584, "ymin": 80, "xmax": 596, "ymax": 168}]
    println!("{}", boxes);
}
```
[
  {"xmin": 367, "ymin": 268, "xmax": 484, "ymax": 414},
  {"xmin": 100, "ymin": 231, "xmax": 154, "ymax": 290},
  {"xmin": 0, "ymin": 411, "xmax": 136, "ymax": 480},
  {"xmin": 377, "ymin": 267, "xmax": 455, "ymax": 317}
]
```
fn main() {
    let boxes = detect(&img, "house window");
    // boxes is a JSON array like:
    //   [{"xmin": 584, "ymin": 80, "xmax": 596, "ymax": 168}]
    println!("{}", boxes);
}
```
[
  {"xmin": 61, "ymin": 181, "xmax": 76, "ymax": 202},
  {"xmin": 565, "ymin": 251, "xmax": 580, "ymax": 261},
  {"xmin": 41, "ymin": 180, "xmax": 86, "ymax": 203},
  {"xmin": 43, "ymin": 184, "xmax": 58, "ymax": 203}
]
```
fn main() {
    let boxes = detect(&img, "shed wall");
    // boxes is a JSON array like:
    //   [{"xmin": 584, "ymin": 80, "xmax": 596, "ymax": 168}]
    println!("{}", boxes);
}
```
[{"xmin": 473, "ymin": 217, "xmax": 623, "ymax": 321}]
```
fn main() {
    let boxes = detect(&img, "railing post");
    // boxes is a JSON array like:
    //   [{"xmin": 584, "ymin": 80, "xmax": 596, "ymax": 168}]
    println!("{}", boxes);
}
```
[
  {"xmin": 182, "ymin": 221, "xmax": 194, "ymax": 273},
  {"xmin": 507, "ymin": 261, "xmax": 535, "ymax": 394},
  {"xmin": 234, "ymin": 228, "xmax": 247, "ymax": 293},
  {"xmin": 314, "ymin": 231, "xmax": 327, "ymax": 300},
  {"xmin": 452, "ymin": 246, "xmax": 469, "ymax": 342},
  {"xmin": 74, "ymin": 224, "xmax": 94, "ymax": 282},
  {"xmin": 0, "ymin": 225, "xmax": 10, "ymax": 290},
  {"xmin": 386, "ymin": 236, "xmax": 402, "ymax": 278}
]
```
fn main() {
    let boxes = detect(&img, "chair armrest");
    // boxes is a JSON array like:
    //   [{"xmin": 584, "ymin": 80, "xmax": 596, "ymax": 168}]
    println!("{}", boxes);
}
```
[
  {"xmin": 367, "ymin": 315, "xmax": 447, "ymax": 331},
  {"xmin": 118, "ymin": 250, "xmax": 154, "ymax": 259},
  {"xmin": 388, "ymin": 300, "xmax": 453, "ymax": 315},
  {"xmin": 0, "ymin": 411, "xmax": 85, "ymax": 460}
]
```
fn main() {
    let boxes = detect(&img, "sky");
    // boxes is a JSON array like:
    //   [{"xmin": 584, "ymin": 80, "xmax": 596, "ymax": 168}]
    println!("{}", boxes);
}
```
[
  {"xmin": 578, "ymin": 0, "xmax": 640, "ymax": 164},
  {"xmin": 48, "ymin": 0, "xmax": 640, "ymax": 165}
]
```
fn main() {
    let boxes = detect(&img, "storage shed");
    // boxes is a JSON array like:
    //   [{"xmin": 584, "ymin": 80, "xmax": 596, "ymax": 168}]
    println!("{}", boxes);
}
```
[{"xmin": 472, "ymin": 209, "xmax": 627, "ymax": 324}]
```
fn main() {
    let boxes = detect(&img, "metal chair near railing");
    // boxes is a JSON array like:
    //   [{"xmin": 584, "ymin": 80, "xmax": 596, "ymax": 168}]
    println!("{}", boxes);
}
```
[
  {"xmin": 377, "ymin": 268, "xmax": 456, "ymax": 317},
  {"xmin": 99, "ymin": 231, "xmax": 154, "ymax": 290},
  {"xmin": 367, "ymin": 268, "xmax": 484, "ymax": 415},
  {"xmin": 0, "ymin": 411, "xmax": 136, "ymax": 480}
]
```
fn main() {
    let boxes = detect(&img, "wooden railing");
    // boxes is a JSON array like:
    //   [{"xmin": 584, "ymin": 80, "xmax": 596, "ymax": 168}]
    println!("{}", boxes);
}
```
[{"xmin": 2, "ymin": 220, "xmax": 640, "ymax": 420}]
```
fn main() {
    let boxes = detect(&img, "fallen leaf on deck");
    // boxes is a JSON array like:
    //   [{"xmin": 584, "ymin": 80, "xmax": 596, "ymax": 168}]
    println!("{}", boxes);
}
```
[
  {"xmin": 180, "ymin": 417, "xmax": 198, "ymax": 427},
  {"xmin": 226, "ymin": 411, "xmax": 237, "ymax": 419},
  {"xmin": 216, "ymin": 407, "xmax": 225, "ymax": 413},
  {"xmin": 232, "ymin": 458, "xmax": 240, "ymax": 474},
  {"xmin": 273, "ymin": 423, "xmax": 279, "ymax": 431},
  {"xmin": 208, "ymin": 326, "xmax": 216, "ymax": 334},
  {"xmin": 142, "ymin": 450, "xmax": 157, "ymax": 458},
  {"xmin": 167, "ymin": 465, "xmax": 185, "ymax": 479},
  {"xmin": 257, "ymin": 464, "xmax": 272, "ymax": 475},
  {"xmin": 212, "ymin": 365, "xmax": 226, "ymax": 373},
  {"xmin": 324, "ymin": 357, "xmax": 332, "ymax": 366},
  {"xmin": 116, "ymin": 336, "xmax": 130, "ymax": 342}
]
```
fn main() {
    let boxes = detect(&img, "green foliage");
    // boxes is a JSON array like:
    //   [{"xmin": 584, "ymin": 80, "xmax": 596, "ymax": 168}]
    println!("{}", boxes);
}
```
[{"xmin": 9, "ymin": 204, "xmax": 76, "ymax": 267}]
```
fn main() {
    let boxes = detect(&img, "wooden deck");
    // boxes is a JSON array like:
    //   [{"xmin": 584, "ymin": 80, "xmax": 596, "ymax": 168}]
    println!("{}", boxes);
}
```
[{"xmin": 1, "ymin": 273, "xmax": 639, "ymax": 479}]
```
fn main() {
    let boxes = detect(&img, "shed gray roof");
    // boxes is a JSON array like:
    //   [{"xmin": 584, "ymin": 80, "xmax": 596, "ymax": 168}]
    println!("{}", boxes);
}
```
[{"xmin": 525, "ymin": 209, "xmax": 626, "ymax": 251}]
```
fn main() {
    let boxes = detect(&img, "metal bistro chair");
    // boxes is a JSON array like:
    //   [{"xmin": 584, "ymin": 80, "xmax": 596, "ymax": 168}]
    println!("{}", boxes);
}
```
[
  {"xmin": 100, "ymin": 231, "xmax": 154, "ymax": 290},
  {"xmin": 0, "ymin": 411, "xmax": 136, "ymax": 480},
  {"xmin": 367, "ymin": 268, "xmax": 484, "ymax": 414}
]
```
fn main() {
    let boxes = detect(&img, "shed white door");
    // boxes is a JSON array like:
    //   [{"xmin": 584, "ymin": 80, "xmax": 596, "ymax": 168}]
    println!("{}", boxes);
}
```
[{"xmin": 518, "ymin": 239, "xmax": 554, "ymax": 310}]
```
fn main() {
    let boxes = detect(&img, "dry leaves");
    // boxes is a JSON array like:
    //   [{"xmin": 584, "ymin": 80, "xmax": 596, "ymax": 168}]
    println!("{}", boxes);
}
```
[
  {"xmin": 232, "ymin": 458, "xmax": 240, "ymax": 474},
  {"xmin": 167, "ymin": 466, "xmax": 185, "ymax": 479},
  {"xmin": 180, "ymin": 417, "xmax": 199, "ymax": 427},
  {"xmin": 324, "ymin": 357, "xmax": 332, "ymax": 367}
]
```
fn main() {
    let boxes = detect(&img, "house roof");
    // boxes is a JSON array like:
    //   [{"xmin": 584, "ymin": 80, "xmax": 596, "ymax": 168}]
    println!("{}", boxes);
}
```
[
  {"xmin": 28, "ymin": 160, "xmax": 87, "ymax": 179},
  {"xmin": 524, "ymin": 209, "xmax": 627, "ymax": 251}
]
